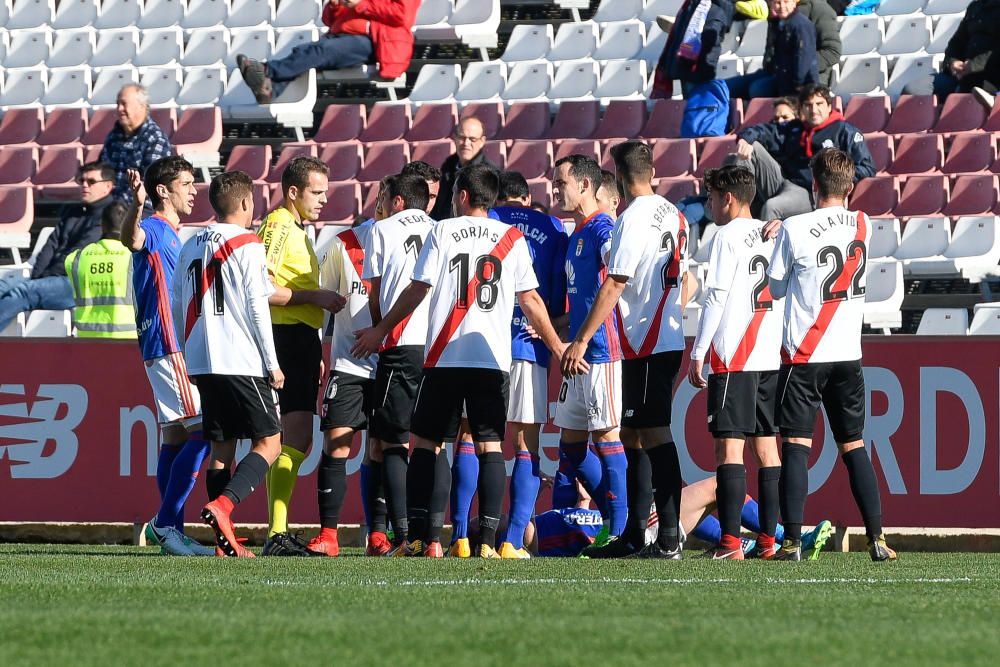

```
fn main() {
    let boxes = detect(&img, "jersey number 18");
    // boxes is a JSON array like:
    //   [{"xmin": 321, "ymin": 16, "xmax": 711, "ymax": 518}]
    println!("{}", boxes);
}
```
[{"xmin": 449, "ymin": 253, "xmax": 503, "ymax": 311}]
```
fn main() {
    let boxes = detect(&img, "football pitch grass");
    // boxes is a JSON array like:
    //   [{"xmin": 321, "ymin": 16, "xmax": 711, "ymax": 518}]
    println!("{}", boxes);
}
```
[{"xmin": 1, "ymin": 546, "xmax": 997, "ymax": 666}]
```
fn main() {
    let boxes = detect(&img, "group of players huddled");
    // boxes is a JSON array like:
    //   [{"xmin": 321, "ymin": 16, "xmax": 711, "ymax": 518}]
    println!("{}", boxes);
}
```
[{"xmin": 123, "ymin": 138, "xmax": 896, "ymax": 561}]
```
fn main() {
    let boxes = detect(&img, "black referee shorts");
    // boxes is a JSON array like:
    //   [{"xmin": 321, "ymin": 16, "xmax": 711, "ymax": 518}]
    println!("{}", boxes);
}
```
[
  {"xmin": 195, "ymin": 374, "xmax": 281, "ymax": 442},
  {"xmin": 776, "ymin": 361, "xmax": 866, "ymax": 444},
  {"xmin": 272, "ymin": 323, "xmax": 322, "ymax": 415}
]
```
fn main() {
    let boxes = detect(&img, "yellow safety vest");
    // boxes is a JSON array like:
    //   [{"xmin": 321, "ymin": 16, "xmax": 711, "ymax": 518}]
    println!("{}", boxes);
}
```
[{"xmin": 64, "ymin": 239, "xmax": 137, "ymax": 339}]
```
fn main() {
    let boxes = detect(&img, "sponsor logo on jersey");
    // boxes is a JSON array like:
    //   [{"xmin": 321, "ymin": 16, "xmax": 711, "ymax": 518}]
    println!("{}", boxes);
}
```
[{"xmin": 575, "ymin": 238, "xmax": 584, "ymax": 257}]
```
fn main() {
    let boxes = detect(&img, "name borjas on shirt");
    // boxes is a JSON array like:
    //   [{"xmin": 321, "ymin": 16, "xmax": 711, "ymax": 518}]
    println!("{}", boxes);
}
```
[{"xmin": 449, "ymin": 224, "xmax": 502, "ymax": 244}]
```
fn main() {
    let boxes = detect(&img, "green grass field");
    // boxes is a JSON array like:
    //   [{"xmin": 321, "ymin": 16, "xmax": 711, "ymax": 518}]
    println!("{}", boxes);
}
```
[{"xmin": 1, "ymin": 546, "xmax": 997, "ymax": 666}]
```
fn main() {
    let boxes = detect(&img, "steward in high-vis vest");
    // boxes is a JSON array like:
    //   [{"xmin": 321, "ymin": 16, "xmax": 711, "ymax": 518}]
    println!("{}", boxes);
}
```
[{"xmin": 64, "ymin": 201, "xmax": 137, "ymax": 339}]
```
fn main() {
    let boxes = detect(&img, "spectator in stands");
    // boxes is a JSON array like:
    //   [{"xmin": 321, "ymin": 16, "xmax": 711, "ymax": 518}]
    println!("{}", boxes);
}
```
[
  {"xmin": 400, "ymin": 161, "xmax": 442, "ymax": 216},
  {"xmin": 430, "ymin": 118, "xmax": 498, "ymax": 220},
  {"xmin": 775, "ymin": 0, "xmax": 841, "ymax": 87},
  {"xmin": 0, "ymin": 162, "xmax": 116, "ymax": 332},
  {"xmin": 725, "ymin": 0, "xmax": 818, "ymax": 99},
  {"xmin": 237, "ymin": 0, "xmax": 420, "ymax": 105},
  {"xmin": 100, "ymin": 84, "xmax": 173, "ymax": 205},
  {"xmin": 651, "ymin": 0, "xmax": 736, "ymax": 98},
  {"xmin": 64, "ymin": 202, "xmax": 137, "ymax": 340},
  {"xmin": 904, "ymin": 0, "xmax": 1000, "ymax": 101},
  {"xmin": 727, "ymin": 84, "xmax": 875, "ymax": 220}
]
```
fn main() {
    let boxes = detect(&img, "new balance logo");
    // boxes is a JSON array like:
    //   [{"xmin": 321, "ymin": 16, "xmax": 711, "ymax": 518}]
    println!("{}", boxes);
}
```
[{"xmin": 0, "ymin": 384, "xmax": 87, "ymax": 479}]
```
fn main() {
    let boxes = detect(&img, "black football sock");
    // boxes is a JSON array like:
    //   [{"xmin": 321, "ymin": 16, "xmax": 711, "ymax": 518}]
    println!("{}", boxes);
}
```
[
  {"xmin": 406, "ymin": 448, "xmax": 437, "ymax": 544},
  {"xmin": 716, "ymin": 463, "xmax": 746, "ymax": 540},
  {"xmin": 758, "ymin": 466, "xmax": 781, "ymax": 538},
  {"xmin": 624, "ymin": 448, "xmax": 652, "ymax": 546},
  {"xmin": 383, "ymin": 446, "xmax": 409, "ymax": 541},
  {"xmin": 366, "ymin": 459, "xmax": 388, "ymax": 534},
  {"xmin": 780, "ymin": 442, "xmax": 810, "ymax": 542},
  {"xmin": 317, "ymin": 453, "xmax": 347, "ymax": 530},
  {"xmin": 648, "ymin": 443, "xmax": 682, "ymax": 550},
  {"xmin": 477, "ymin": 452, "xmax": 506, "ymax": 549},
  {"xmin": 205, "ymin": 468, "xmax": 231, "ymax": 501},
  {"xmin": 221, "ymin": 452, "xmax": 269, "ymax": 505},
  {"xmin": 428, "ymin": 449, "xmax": 451, "ymax": 544},
  {"xmin": 842, "ymin": 447, "xmax": 883, "ymax": 540}
]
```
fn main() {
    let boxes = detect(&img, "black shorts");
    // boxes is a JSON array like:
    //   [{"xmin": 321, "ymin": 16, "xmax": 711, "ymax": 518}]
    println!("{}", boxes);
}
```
[
  {"xmin": 707, "ymin": 370, "xmax": 779, "ymax": 439},
  {"xmin": 410, "ymin": 367, "xmax": 510, "ymax": 443},
  {"xmin": 194, "ymin": 374, "xmax": 281, "ymax": 442},
  {"xmin": 621, "ymin": 350, "xmax": 682, "ymax": 429},
  {"xmin": 273, "ymin": 323, "xmax": 322, "ymax": 415},
  {"xmin": 319, "ymin": 370, "xmax": 374, "ymax": 432},
  {"xmin": 370, "ymin": 345, "xmax": 424, "ymax": 444},
  {"xmin": 776, "ymin": 361, "xmax": 866, "ymax": 443}
]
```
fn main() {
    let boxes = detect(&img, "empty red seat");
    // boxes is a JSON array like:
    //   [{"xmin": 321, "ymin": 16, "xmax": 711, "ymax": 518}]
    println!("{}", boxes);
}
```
[
  {"xmin": 640, "ymin": 99, "xmax": 685, "ymax": 139},
  {"xmin": 592, "ymin": 100, "xmax": 647, "ymax": 141},
  {"xmin": 405, "ymin": 103, "xmax": 458, "ymax": 142},
  {"xmin": 150, "ymin": 108, "xmax": 177, "ymax": 138},
  {"xmin": 318, "ymin": 142, "xmax": 364, "ymax": 182},
  {"xmin": 251, "ymin": 183, "xmax": 270, "ymax": 221},
  {"xmin": 933, "ymin": 93, "xmax": 987, "ymax": 134},
  {"xmin": 738, "ymin": 97, "xmax": 777, "ymax": 132},
  {"xmin": 554, "ymin": 139, "xmax": 600, "ymax": 163},
  {"xmin": 527, "ymin": 180, "xmax": 552, "ymax": 211},
  {"xmin": 317, "ymin": 182, "xmax": 362, "ymax": 225},
  {"xmin": 358, "ymin": 141, "xmax": 410, "ymax": 182},
  {"xmin": 0, "ymin": 147, "xmax": 37, "ymax": 185},
  {"xmin": 985, "ymin": 96, "xmax": 1000, "ymax": 133},
  {"xmin": 849, "ymin": 176, "xmax": 898, "ymax": 216},
  {"xmin": 313, "ymin": 104, "xmax": 366, "ymax": 143},
  {"xmin": 506, "ymin": 140, "xmax": 553, "ymax": 180},
  {"xmin": 410, "ymin": 140, "xmax": 453, "ymax": 169},
  {"xmin": 885, "ymin": 95, "xmax": 937, "ymax": 135},
  {"xmin": 359, "ymin": 104, "xmax": 411, "ymax": 143},
  {"xmin": 694, "ymin": 137, "xmax": 736, "ymax": 178},
  {"xmin": 172, "ymin": 107, "xmax": 223, "ymax": 155},
  {"xmin": 652, "ymin": 139, "xmax": 696, "ymax": 178},
  {"xmin": 887, "ymin": 134, "xmax": 943, "ymax": 175},
  {"xmin": 0, "ymin": 187, "xmax": 33, "ymax": 233},
  {"xmin": 844, "ymin": 96, "xmax": 890, "ymax": 134},
  {"xmin": 36, "ymin": 109, "xmax": 87, "ymax": 147},
  {"xmin": 656, "ymin": 177, "xmax": 698, "ymax": 203},
  {"xmin": 943, "ymin": 132, "xmax": 996, "ymax": 174},
  {"xmin": 894, "ymin": 175, "xmax": 948, "ymax": 216},
  {"xmin": 942, "ymin": 174, "xmax": 999, "ymax": 216},
  {"xmin": 83, "ymin": 109, "xmax": 118, "ymax": 147},
  {"xmin": 482, "ymin": 141, "xmax": 508, "ymax": 169},
  {"xmin": 864, "ymin": 133, "xmax": 894, "ymax": 173},
  {"xmin": 267, "ymin": 144, "xmax": 318, "ymax": 183},
  {"xmin": 546, "ymin": 100, "xmax": 600, "ymax": 140},
  {"xmin": 0, "ymin": 109, "xmax": 43, "ymax": 146},
  {"xmin": 461, "ymin": 102, "xmax": 504, "ymax": 139},
  {"xmin": 497, "ymin": 102, "xmax": 550, "ymax": 141},
  {"xmin": 361, "ymin": 182, "xmax": 381, "ymax": 218},
  {"xmin": 225, "ymin": 145, "xmax": 272, "ymax": 181},
  {"xmin": 35, "ymin": 146, "xmax": 83, "ymax": 186},
  {"xmin": 187, "ymin": 184, "xmax": 214, "ymax": 225}
]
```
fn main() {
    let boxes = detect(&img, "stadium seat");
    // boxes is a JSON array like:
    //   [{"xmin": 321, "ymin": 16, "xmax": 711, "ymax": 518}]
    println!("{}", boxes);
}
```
[
  {"xmin": 546, "ymin": 100, "xmax": 600, "ymax": 140},
  {"xmin": 638, "ymin": 24, "xmax": 667, "ymax": 68},
  {"xmin": 640, "ymin": 99, "xmax": 685, "ymax": 139},
  {"xmin": 36, "ymin": 108, "xmax": 87, "ymax": 147},
  {"xmin": 89, "ymin": 67, "xmax": 139, "ymax": 108},
  {"xmin": 406, "ymin": 103, "xmax": 459, "ymax": 142},
  {"xmin": 968, "ymin": 303, "xmax": 1000, "ymax": 335},
  {"xmin": 407, "ymin": 64, "xmax": 461, "ymax": 103},
  {"xmin": 24, "ymin": 310, "xmax": 73, "ymax": 338},
  {"xmin": 595, "ymin": 59, "xmax": 647, "ymax": 101},
  {"xmin": 916, "ymin": 308, "xmax": 968, "ymax": 334},
  {"xmin": 186, "ymin": 184, "xmax": 214, "ymax": 224},
  {"xmin": 461, "ymin": 102, "xmax": 504, "ymax": 138},
  {"xmin": 455, "ymin": 61, "xmax": 506, "ymax": 102},
  {"xmin": 736, "ymin": 18, "xmax": 768, "ymax": 58},
  {"xmin": 317, "ymin": 181, "xmax": 363, "ymax": 226},
  {"xmin": 549, "ymin": 61, "xmax": 598, "ymax": 101},
  {"xmin": 41, "ymin": 69, "xmax": 91, "ymax": 109},
  {"xmin": 413, "ymin": 0, "xmax": 451, "ymax": 32},
  {"xmin": 923, "ymin": 0, "xmax": 973, "ymax": 13},
  {"xmin": 554, "ymin": 139, "xmax": 600, "ymax": 163},
  {"xmin": 864, "ymin": 133, "xmax": 894, "ymax": 173},
  {"xmin": 834, "ymin": 56, "xmax": 888, "ymax": 96},
  {"xmin": 359, "ymin": 103, "xmax": 411, "ymax": 143},
  {"xmin": 501, "ymin": 24, "xmax": 553, "ymax": 63},
  {"xmin": 715, "ymin": 55, "xmax": 743, "ymax": 80},
  {"xmin": 91, "ymin": 29, "xmax": 139, "ymax": 68},
  {"xmin": 692, "ymin": 223, "xmax": 719, "ymax": 264},
  {"xmin": 0, "ymin": 313, "xmax": 26, "ymax": 338},
  {"xmin": 313, "ymin": 104, "xmax": 366, "ymax": 144},
  {"xmin": 410, "ymin": 140, "xmax": 453, "ymax": 169},
  {"xmin": 501, "ymin": 61, "xmax": 553, "ymax": 102},
  {"xmin": 3, "ymin": 30, "xmax": 50, "ymax": 69},
  {"xmin": 140, "ymin": 0, "xmax": 186, "ymax": 30},
  {"xmin": 251, "ymin": 182, "xmax": 270, "ymax": 221},
  {"xmin": 360, "ymin": 182, "xmax": 381, "ymax": 218},
  {"xmin": 136, "ymin": 28, "xmax": 183, "ymax": 68},
  {"xmin": 266, "ymin": 144, "xmax": 316, "ymax": 183},
  {"xmin": 656, "ymin": 178, "xmax": 698, "ymax": 204},
  {"xmin": 95, "ymin": 0, "xmax": 142, "ymax": 30},
  {"xmin": 0, "ymin": 109, "xmax": 42, "ymax": 146},
  {"xmin": 985, "ymin": 97, "xmax": 1000, "ymax": 133},
  {"xmin": 885, "ymin": 54, "xmax": 938, "ymax": 99},
  {"xmin": 481, "ymin": 140, "xmax": 508, "ymax": 169},
  {"xmin": 592, "ymin": 100, "xmax": 647, "ymax": 140},
  {"xmin": 864, "ymin": 260, "xmax": 905, "ymax": 331},
  {"xmin": 150, "ymin": 108, "xmax": 177, "ymax": 137},
  {"xmin": 934, "ymin": 93, "xmax": 988, "ymax": 135},
  {"xmin": 170, "ymin": 107, "xmax": 223, "ymax": 160},
  {"xmin": 652, "ymin": 139, "xmax": 696, "ymax": 178},
  {"xmin": 880, "ymin": 16, "xmax": 932, "ymax": 55},
  {"xmin": 909, "ymin": 215, "xmax": 1000, "ymax": 281},
  {"xmin": 548, "ymin": 21, "xmax": 598, "ymax": 62},
  {"xmin": 896, "ymin": 216, "xmax": 952, "ymax": 264},
  {"xmin": 181, "ymin": 26, "xmax": 228, "ymax": 67},
  {"xmin": 419, "ymin": 0, "xmax": 500, "ymax": 52},
  {"xmin": 1, "ymin": 70, "xmax": 45, "ymax": 110},
  {"xmin": 272, "ymin": 27, "xmax": 319, "ymax": 61},
  {"xmin": 497, "ymin": 101, "xmax": 550, "ymax": 141},
  {"xmin": 845, "ymin": 96, "xmax": 891, "ymax": 134},
  {"xmin": 226, "ymin": 144, "xmax": 271, "ymax": 181},
  {"xmin": 182, "ymin": 0, "xmax": 230, "ymax": 30},
  {"xmin": 888, "ymin": 134, "xmax": 944, "ymax": 175},
  {"xmin": 896, "ymin": 176, "xmax": 949, "ymax": 216},
  {"xmin": 927, "ymin": 12, "xmax": 963, "ymax": 53},
  {"xmin": 592, "ymin": 0, "xmax": 642, "ymax": 22},
  {"xmin": 877, "ymin": 0, "xmax": 926, "ymax": 14},
  {"xmin": 849, "ymin": 176, "xmax": 898, "ymax": 216},
  {"xmin": 943, "ymin": 132, "xmax": 996, "ymax": 174},
  {"xmin": 694, "ymin": 137, "xmax": 736, "ymax": 178},
  {"xmin": 0, "ymin": 187, "xmax": 33, "ymax": 233},
  {"xmin": 943, "ymin": 174, "xmax": 999, "ymax": 216},
  {"xmin": 507, "ymin": 140, "xmax": 553, "ymax": 180},
  {"xmin": 527, "ymin": 180, "xmax": 552, "ymax": 211},
  {"xmin": 0, "ymin": 147, "xmax": 37, "ymax": 185},
  {"xmin": 35, "ymin": 146, "xmax": 83, "ymax": 186},
  {"xmin": 82, "ymin": 109, "xmax": 116, "ymax": 147},
  {"xmin": 6, "ymin": 0, "xmax": 52, "ymax": 29},
  {"xmin": 737, "ymin": 97, "xmax": 776, "ymax": 132},
  {"xmin": 641, "ymin": 0, "xmax": 685, "ymax": 22},
  {"xmin": 839, "ymin": 16, "xmax": 883, "ymax": 56},
  {"xmin": 593, "ymin": 20, "xmax": 644, "ymax": 61},
  {"xmin": 175, "ymin": 66, "xmax": 226, "ymax": 107},
  {"xmin": 358, "ymin": 141, "xmax": 410, "ymax": 182},
  {"xmin": 318, "ymin": 142, "xmax": 363, "ymax": 182},
  {"xmin": 227, "ymin": 0, "xmax": 272, "ymax": 29},
  {"xmin": 870, "ymin": 217, "xmax": 901, "ymax": 258},
  {"xmin": 141, "ymin": 68, "xmax": 182, "ymax": 106},
  {"xmin": 884, "ymin": 95, "xmax": 938, "ymax": 135},
  {"xmin": 273, "ymin": 0, "xmax": 319, "ymax": 28},
  {"xmin": 226, "ymin": 28, "xmax": 273, "ymax": 70},
  {"xmin": 46, "ymin": 29, "xmax": 94, "ymax": 69}
]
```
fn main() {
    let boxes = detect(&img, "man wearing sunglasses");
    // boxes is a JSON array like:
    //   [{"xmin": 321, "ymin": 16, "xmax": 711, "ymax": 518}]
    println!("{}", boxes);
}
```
[{"xmin": 0, "ymin": 162, "xmax": 115, "ymax": 332}]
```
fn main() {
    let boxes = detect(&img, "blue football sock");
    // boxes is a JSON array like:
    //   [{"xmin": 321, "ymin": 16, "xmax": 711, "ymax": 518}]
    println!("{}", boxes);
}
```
[
  {"xmin": 551, "ymin": 459, "xmax": 578, "ymax": 509},
  {"xmin": 740, "ymin": 495, "xmax": 762, "ymax": 533},
  {"xmin": 559, "ymin": 440, "xmax": 603, "ymax": 498},
  {"xmin": 507, "ymin": 452, "xmax": 540, "ymax": 549},
  {"xmin": 155, "ymin": 443, "xmax": 182, "ymax": 501},
  {"xmin": 596, "ymin": 441, "xmax": 628, "ymax": 536},
  {"xmin": 450, "ymin": 442, "xmax": 478, "ymax": 540},
  {"xmin": 360, "ymin": 462, "xmax": 372, "ymax": 531},
  {"xmin": 692, "ymin": 514, "xmax": 723, "ymax": 546},
  {"xmin": 157, "ymin": 434, "xmax": 209, "ymax": 531},
  {"xmin": 775, "ymin": 522, "xmax": 785, "ymax": 543}
]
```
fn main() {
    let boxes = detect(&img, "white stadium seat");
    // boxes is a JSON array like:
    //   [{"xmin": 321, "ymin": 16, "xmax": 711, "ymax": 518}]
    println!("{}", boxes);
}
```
[
  {"xmin": 839, "ymin": 16, "xmax": 884, "ymax": 56},
  {"xmin": 0, "ymin": 313, "xmax": 26, "ymax": 337},
  {"xmin": 716, "ymin": 55, "xmax": 743, "ymax": 79},
  {"xmin": 141, "ymin": 67, "xmax": 182, "ymax": 106},
  {"xmin": 549, "ymin": 60, "xmax": 598, "ymax": 101},
  {"xmin": 24, "ymin": 310, "xmax": 73, "ymax": 338},
  {"xmin": 593, "ymin": 20, "xmax": 645, "ymax": 61},
  {"xmin": 272, "ymin": 27, "xmax": 318, "ymax": 61},
  {"xmin": 927, "ymin": 13, "xmax": 963, "ymax": 54},
  {"xmin": 1, "ymin": 70, "xmax": 45, "ymax": 109},
  {"xmin": 908, "ymin": 216, "xmax": 1000, "ymax": 282},
  {"xmin": 639, "ymin": 25, "xmax": 667, "ymax": 68},
  {"xmin": 455, "ymin": 61, "xmax": 506, "ymax": 101},
  {"xmin": 834, "ymin": 55, "xmax": 888, "ymax": 96},
  {"xmin": 136, "ymin": 28, "xmax": 183, "ymax": 68},
  {"xmin": 693, "ymin": 224, "xmax": 719, "ymax": 264},
  {"xmin": 0, "ymin": 32, "xmax": 7, "ymax": 65},
  {"xmin": 877, "ymin": 0, "xmax": 926, "ymax": 14},
  {"xmin": 226, "ymin": 0, "xmax": 273, "ymax": 29},
  {"xmin": 880, "ymin": 16, "xmax": 931, "ymax": 56},
  {"xmin": 226, "ymin": 28, "xmax": 274, "ymax": 70},
  {"xmin": 887, "ymin": 53, "xmax": 939, "ymax": 98},
  {"xmin": 641, "ymin": 0, "xmax": 685, "ymax": 22},
  {"xmin": 501, "ymin": 24, "xmax": 553, "ymax": 62},
  {"xmin": 176, "ymin": 66, "xmax": 226, "ymax": 107},
  {"xmin": 90, "ymin": 66, "xmax": 139, "ymax": 107},
  {"xmin": 3, "ymin": 30, "xmax": 50, "ymax": 69},
  {"xmin": 221, "ymin": 68, "xmax": 316, "ymax": 139},
  {"xmin": 273, "ymin": 0, "xmax": 319, "ymax": 28},
  {"xmin": 182, "ymin": 0, "xmax": 230, "ymax": 31},
  {"xmin": 95, "ymin": 0, "xmax": 142, "ymax": 30},
  {"xmin": 52, "ymin": 0, "xmax": 97, "ymax": 29},
  {"xmin": 408, "ymin": 64, "xmax": 462, "ymax": 103},
  {"xmin": 450, "ymin": 0, "xmax": 501, "ymax": 50},
  {"xmin": 895, "ymin": 216, "xmax": 952, "ymax": 266},
  {"xmin": 593, "ymin": 0, "xmax": 642, "ymax": 22},
  {"xmin": 47, "ymin": 30, "xmax": 94, "ymax": 70},
  {"xmin": 736, "ymin": 19, "xmax": 768, "ymax": 58},
  {"xmin": 969, "ymin": 304, "xmax": 1000, "ymax": 335},
  {"xmin": 0, "ymin": 0, "xmax": 9, "ymax": 28},
  {"xmin": 91, "ymin": 29, "xmax": 139, "ymax": 68},
  {"xmin": 140, "ymin": 0, "xmax": 186, "ymax": 29},
  {"xmin": 870, "ymin": 218, "xmax": 901, "ymax": 259},
  {"xmin": 182, "ymin": 26, "xmax": 228, "ymax": 67},
  {"xmin": 548, "ymin": 21, "xmax": 598, "ymax": 62},
  {"xmin": 413, "ymin": 0, "xmax": 451, "ymax": 31},
  {"xmin": 42, "ymin": 68, "xmax": 91, "ymax": 108},
  {"xmin": 6, "ymin": 0, "xmax": 52, "ymax": 30},
  {"xmin": 916, "ymin": 308, "xmax": 968, "ymax": 335},
  {"xmin": 923, "ymin": 0, "xmax": 972, "ymax": 14},
  {"xmin": 501, "ymin": 61, "xmax": 552, "ymax": 102},
  {"xmin": 743, "ymin": 56, "xmax": 764, "ymax": 74},
  {"xmin": 864, "ymin": 260, "xmax": 905, "ymax": 332},
  {"xmin": 596, "ymin": 59, "xmax": 647, "ymax": 101}
]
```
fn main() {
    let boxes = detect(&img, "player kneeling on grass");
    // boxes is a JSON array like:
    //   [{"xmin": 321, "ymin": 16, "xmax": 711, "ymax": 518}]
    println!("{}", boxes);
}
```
[
  {"xmin": 687, "ymin": 165, "xmax": 784, "ymax": 560},
  {"xmin": 353, "ymin": 165, "xmax": 572, "ymax": 559},
  {"xmin": 171, "ymin": 171, "xmax": 285, "ymax": 558}
]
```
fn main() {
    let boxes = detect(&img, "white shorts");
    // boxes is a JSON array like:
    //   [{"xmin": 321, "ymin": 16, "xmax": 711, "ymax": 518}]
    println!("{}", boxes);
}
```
[
  {"xmin": 553, "ymin": 360, "xmax": 622, "ymax": 433},
  {"xmin": 507, "ymin": 359, "xmax": 549, "ymax": 424},
  {"xmin": 144, "ymin": 352, "xmax": 201, "ymax": 427}
]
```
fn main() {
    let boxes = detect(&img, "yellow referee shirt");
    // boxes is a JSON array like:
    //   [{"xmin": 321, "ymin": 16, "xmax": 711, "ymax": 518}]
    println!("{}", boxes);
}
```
[{"xmin": 258, "ymin": 207, "xmax": 324, "ymax": 329}]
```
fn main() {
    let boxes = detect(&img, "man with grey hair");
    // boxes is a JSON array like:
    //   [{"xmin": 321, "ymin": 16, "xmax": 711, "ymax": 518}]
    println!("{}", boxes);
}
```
[{"xmin": 100, "ymin": 83, "xmax": 173, "ymax": 204}]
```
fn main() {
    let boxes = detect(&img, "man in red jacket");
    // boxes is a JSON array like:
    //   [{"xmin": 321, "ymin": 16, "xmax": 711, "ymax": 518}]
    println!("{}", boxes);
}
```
[{"xmin": 238, "ymin": 0, "xmax": 418, "ymax": 104}]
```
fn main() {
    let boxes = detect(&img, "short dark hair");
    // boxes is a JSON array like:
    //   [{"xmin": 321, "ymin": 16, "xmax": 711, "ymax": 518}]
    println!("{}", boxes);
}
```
[
  {"xmin": 530, "ymin": 201, "xmax": 549, "ymax": 215},
  {"xmin": 554, "ymin": 154, "xmax": 602, "ymax": 194},
  {"xmin": 498, "ymin": 170, "xmax": 530, "ymax": 202},
  {"xmin": 281, "ymin": 155, "xmax": 329, "ymax": 196},
  {"xmin": 610, "ymin": 140, "xmax": 653, "ymax": 184},
  {"xmin": 401, "ymin": 160, "xmax": 441, "ymax": 183},
  {"xmin": 810, "ymin": 149, "xmax": 855, "ymax": 199},
  {"xmin": 81, "ymin": 161, "xmax": 115, "ymax": 182},
  {"xmin": 209, "ymin": 170, "xmax": 254, "ymax": 217},
  {"xmin": 101, "ymin": 201, "xmax": 129, "ymax": 237},
  {"xmin": 798, "ymin": 84, "xmax": 834, "ymax": 107},
  {"xmin": 382, "ymin": 173, "xmax": 430, "ymax": 212},
  {"xmin": 144, "ymin": 156, "xmax": 194, "ymax": 208},
  {"xmin": 773, "ymin": 97, "xmax": 800, "ymax": 114},
  {"xmin": 454, "ymin": 164, "xmax": 499, "ymax": 210},
  {"xmin": 598, "ymin": 169, "xmax": 619, "ymax": 197},
  {"xmin": 703, "ymin": 165, "xmax": 756, "ymax": 205}
]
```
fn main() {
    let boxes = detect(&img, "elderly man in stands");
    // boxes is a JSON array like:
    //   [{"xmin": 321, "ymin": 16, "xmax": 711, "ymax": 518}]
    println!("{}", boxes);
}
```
[
  {"xmin": 429, "ymin": 117, "xmax": 499, "ymax": 220},
  {"xmin": 237, "ymin": 0, "xmax": 420, "ymax": 105},
  {"xmin": 100, "ymin": 84, "xmax": 173, "ymax": 205},
  {"xmin": 0, "ymin": 162, "xmax": 116, "ymax": 332},
  {"xmin": 727, "ymin": 84, "xmax": 875, "ymax": 220}
]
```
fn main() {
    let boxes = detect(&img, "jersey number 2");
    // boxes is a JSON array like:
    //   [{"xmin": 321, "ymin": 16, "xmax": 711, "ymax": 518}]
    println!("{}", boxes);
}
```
[
  {"xmin": 817, "ymin": 241, "xmax": 866, "ymax": 303},
  {"xmin": 187, "ymin": 258, "xmax": 224, "ymax": 316},
  {"xmin": 449, "ymin": 253, "xmax": 502, "ymax": 310},
  {"xmin": 659, "ymin": 229, "xmax": 688, "ymax": 289},
  {"xmin": 749, "ymin": 255, "xmax": 773, "ymax": 312}
]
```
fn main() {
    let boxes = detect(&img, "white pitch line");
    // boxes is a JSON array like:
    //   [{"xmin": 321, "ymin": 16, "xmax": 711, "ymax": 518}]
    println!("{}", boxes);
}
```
[{"xmin": 261, "ymin": 576, "xmax": 975, "ymax": 587}]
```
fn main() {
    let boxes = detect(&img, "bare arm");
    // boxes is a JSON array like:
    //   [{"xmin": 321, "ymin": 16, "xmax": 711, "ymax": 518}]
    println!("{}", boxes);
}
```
[
  {"xmin": 367, "ymin": 276, "xmax": 383, "ymax": 325},
  {"xmin": 119, "ymin": 169, "xmax": 147, "ymax": 252},
  {"xmin": 351, "ymin": 280, "xmax": 430, "ymax": 357},
  {"xmin": 268, "ymin": 284, "xmax": 346, "ymax": 312},
  {"xmin": 560, "ymin": 275, "xmax": 627, "ymax": 377}
]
